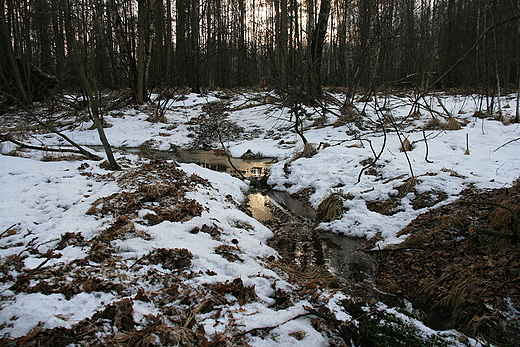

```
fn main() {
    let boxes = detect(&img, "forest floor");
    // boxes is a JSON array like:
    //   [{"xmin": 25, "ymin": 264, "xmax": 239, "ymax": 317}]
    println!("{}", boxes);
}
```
[{"xmin": 0, "ymin": 89, "xmax": 519, "ymax": 346}]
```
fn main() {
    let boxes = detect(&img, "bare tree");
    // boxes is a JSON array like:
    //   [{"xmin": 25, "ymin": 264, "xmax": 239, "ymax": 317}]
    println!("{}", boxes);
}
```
[
  {"xmin": 306, "ymin": 0, "xmax": 331, "ymax": 98},
  {"xmin": 63, "ymin": 0, "xmax": 120, "ymax": 170},
  {"xmin": 136, "ymin": 0, "xmax": 155, "ymax": 104}
]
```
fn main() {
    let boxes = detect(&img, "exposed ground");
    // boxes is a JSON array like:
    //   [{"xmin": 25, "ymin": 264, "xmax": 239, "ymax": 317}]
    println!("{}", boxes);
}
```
[
  {"xmin": 372, "ymin": 179, "xmax": 520, "ymax": 346},
  {"xmin": 1, "ymin": 90, "xmax": 519, "ymax": 346}
]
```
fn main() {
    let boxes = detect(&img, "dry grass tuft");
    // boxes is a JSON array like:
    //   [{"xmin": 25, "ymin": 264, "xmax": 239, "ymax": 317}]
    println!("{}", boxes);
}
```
[
  {"xmin": 446, "ymin": 116, "xmax": 461, "ymax": 130},
  {"xmin": 396, "ymin": 177, "xmax": 418, "ymax": 198},
  {"xmin": 473, "ymin": 110, "xmax": 489, "ymax": 119},
  {"xmin": 488, "ymin": 184, "xmax": 520, "ymax": 238},
  {"xmin": 301, "ymin": 142, "xmax": 317, "ymax": 158},
  {"xmin": 316, "ymin": 192, "xmax": 348, "ymax": 222},
  {"xmin": 424, "ymin": 116, "xmax": 443, "ymax": 130},
  {"xmin": 400, "ymin": 138, "xmax": 413, "ymax": 152}
]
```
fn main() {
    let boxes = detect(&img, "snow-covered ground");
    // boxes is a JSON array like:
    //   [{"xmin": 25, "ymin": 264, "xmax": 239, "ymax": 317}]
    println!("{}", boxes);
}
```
[{"xmin": 0, "ymin": 91, "xmax": 518, "ymax": 345}]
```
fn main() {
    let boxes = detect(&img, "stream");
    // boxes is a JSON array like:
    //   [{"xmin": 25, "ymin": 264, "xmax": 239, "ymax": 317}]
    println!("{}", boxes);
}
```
[
  {"xmin": 170, "ymin": 149, "xmax": 375, "ymax": 288},
  {"xmin": 98, "ymin": 146, "xmax": 376, "ymax": 288}
]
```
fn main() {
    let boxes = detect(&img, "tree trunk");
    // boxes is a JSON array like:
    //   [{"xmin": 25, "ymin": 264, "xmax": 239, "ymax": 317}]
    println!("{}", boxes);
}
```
[
  {"xmin": 307, "ymin": 0, "xmax": 331, "ymax": 99},
  {"xmin": 274, "ymin": 0, "xmax": 288, "ymax": 90},
  {"xmin": 137, "ymin": 0, "xmax": 154, "ymax": 105},
  {"xmin": 0, "ymin": 0, "xmax": 28, "ymax": 103},
  {"xmin": 63, "ymin": 0, "xmax": 120, "ymax": 170}
]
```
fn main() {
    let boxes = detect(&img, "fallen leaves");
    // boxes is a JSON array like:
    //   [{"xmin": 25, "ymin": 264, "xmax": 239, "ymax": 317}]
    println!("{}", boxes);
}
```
[
  {"xmin": 145, "ymin": 248, "xmax": 193, "ymax": 271},
  {"xmin": 87, "ymin": 160, "xmax": 208, "ymax": 225},
  {"xmin": 374, "ymin": 181, "xmax": 520, "ymax": 346},
  {"xmin": 210, "ymin": 278, "xmax": 257, "ymax": 306}
]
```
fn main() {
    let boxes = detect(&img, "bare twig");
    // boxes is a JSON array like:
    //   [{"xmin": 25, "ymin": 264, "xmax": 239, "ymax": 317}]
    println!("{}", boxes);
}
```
[
  {"xmin": 388, "ymin": 115, "xmax": 415, "ymax": 179},
  {"xmin": 357, "ymin": 96, "xmax": 388, "ymax": 183},
  {"xmin": 493, "ymin": 137, "xmax": 520, "ymax": 152},
  {"xmin": 0, "ymin": 224, "xmax": 18, "ymax": 237},
  {"xmin": 0, "ymin": 92, "xmax": 102, "ymax": 161},
  {"xmin": 234, "ymin": 312, "xmax": 311, "ymax": 337},
  {"xmin": 423, "ymin": 130, "xmax": 433, "ymax": 163},
  {"xmin": 1, "ymin": 134, "xmax": 101, "ymax": 159},
  {"xmin": 428, "ymin": 13, "xmax": 520, "ymax": 90}
]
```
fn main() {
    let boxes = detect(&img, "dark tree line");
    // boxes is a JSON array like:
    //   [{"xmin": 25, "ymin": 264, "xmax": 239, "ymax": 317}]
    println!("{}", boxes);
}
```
[{"xmin": 1, "ymin": 0, "xmax": 519, "ymax": 104}]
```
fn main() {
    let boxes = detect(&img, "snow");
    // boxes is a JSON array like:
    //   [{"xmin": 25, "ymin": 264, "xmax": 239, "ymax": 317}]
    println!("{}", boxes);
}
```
[
  {"xmin": 0, "ymin": 292, "xmax": 114, "ymax": 335},
  {"xmin": 1, "ymin": 91, "xmax": 518, "ymax": 344}
]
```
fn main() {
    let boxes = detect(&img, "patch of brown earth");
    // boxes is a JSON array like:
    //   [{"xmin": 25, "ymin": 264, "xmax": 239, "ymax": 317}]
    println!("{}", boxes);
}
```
[{"xmin": 373, "ymin": 179, "xmax": 520, "ymax": 346}]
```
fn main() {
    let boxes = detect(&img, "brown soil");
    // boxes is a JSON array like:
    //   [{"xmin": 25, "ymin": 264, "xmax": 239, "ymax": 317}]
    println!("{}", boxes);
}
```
[{"xmin": 373, "ymin": 180, "xmax": 520, "ymax": 346}]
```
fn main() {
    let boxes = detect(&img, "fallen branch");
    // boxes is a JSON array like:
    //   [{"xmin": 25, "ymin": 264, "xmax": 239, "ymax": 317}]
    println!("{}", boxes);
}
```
[
  {"xmin": 234, "ymin": 312, "xmax": 311, "ymax": 338},
  {"xmin": 0, "ymin": 93, "xmax": 103, "ymax": 161},
  {"xmin": 1, "ymin": 134, "xmax": 102, "ymax": 160},
  {"xmin": 493, "ymin": 137, "xmax": 520, "ymax": 152},
  {"xmin": 0, "ymin": 223, "xmax": 17, "ymax": 237}
]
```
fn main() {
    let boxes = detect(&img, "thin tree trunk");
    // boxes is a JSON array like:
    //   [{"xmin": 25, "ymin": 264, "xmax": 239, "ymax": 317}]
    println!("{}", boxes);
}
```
[
  {"xmin": 136, "ymin": 0, "xmax": 149, "ymax": 105},
  {"xmin": 307, "ymin": 0, "xmax": 331, "ymax": 99},
  {"xmin": 0, "ymin": 0, "xmax": 28, "ymax": 103},
  {"xmin": 63, "ymin": 0, "xmax": 120, "ymax": 170}
]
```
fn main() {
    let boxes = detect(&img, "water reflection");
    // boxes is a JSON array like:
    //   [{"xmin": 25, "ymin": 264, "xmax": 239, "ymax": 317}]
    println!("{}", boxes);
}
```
[
  {"xmin": 317, "ymin": 233, "xmax": 374, "ymax": 283},
  {"xmin": 266, "ymin": 190, "xmax": 316, "ymax": 220},
  {"xmin": 247, "ymin": 192, "xmax": 275, "ymax": 221},
  {"xmin": 117, "ymin": 147, "xmax": 275, "ymax": 178},
  {"xmin": 178, "ymin": 150, "xmax": 273, "ymax": 178}
]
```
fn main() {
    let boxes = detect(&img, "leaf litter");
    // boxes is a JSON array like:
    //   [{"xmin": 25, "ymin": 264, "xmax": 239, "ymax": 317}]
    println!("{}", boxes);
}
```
[
  {"xmin": 2, "ymin": 91, "xmax": 520, "ymax": 346},
  {"xmin": 373, "ymin": 179, "xmax": 520, "ymax": 345}
]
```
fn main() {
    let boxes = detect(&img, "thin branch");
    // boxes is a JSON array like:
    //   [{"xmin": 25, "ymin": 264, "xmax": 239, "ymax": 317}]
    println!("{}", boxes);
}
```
[
  {"xmin": 1, "ymin": 134, "xmax": 102, "ymax": 159},
  {"xmin": 233, "ymin": 312, "xmax": 311, "ymax": 338},
  {"xmin": 388, "ymin": 114, "xmax": 415, "ymax": 179},
  {"xmin": 494, "ymin": 137, "xmax": 520, "ymax": 152},
  {"xmin": 357, "ymin": 95, "xmax": 388, "ymax": 183},
  {"xmin": 428, "ymin": 13, "xmax": 520, "ymax": 91},
  {"xmin": 0, "ymin": 92, "xmax": 102, "ymax": 160},
  {"xmin": 0, "ymin": 224, "xmax": 18, "ymax": 237},
  {"xmin": 423, "ymin": 130, "xmax": 433, "ymax": 163}
]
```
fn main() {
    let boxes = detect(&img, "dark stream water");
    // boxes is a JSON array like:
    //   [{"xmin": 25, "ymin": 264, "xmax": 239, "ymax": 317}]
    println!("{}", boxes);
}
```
[{"xmin": 174, "ymin": 152, "xmax": 377, "ymax": 287}]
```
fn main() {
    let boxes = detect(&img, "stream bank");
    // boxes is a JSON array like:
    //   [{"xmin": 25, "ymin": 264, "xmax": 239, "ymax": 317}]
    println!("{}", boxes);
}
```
[
  {"xmin": 246, "ymin": 188, "xmax": 377, "ymax": 297},
  {"xmin": 110, "ymin": 146, "xmax": 509, "ymax": 342},
  {"xmin": 128, "ymin": 145, "xmax": 378, "ymax": 293}
]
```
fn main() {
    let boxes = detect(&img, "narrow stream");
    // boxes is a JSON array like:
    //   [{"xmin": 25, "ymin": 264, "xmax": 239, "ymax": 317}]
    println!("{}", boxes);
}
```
[
  {"xmin": 248, "ymin": 188, "xmax": 375, "ymax": 287},
  {"xmin": 95, "ymin": 146, "xmax": 375, "ymax": 286},
  {"xmin": 119, "ymin": 146, "xmax": 274, "ymax": 178}
]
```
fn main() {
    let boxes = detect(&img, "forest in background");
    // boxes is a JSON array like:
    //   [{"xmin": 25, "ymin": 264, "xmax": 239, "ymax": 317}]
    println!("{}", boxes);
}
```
[{"xmin": 1, "ymin": 0, "xmax": 520, "ymax": 105}]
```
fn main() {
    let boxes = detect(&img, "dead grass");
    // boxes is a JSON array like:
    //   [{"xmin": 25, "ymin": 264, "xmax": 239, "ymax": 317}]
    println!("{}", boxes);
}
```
[
  {"xmin": 446, "ymin": 116, "xmax": 462, "ymax": 130},
  {"xmin": 400, "ymin": 138, "xmax": 413, "ymax": 152},
  {"xmin": 374, "ymin": 182, "xmax": 520, "ymax": 346},
  {"xmin": 366, "ymin": 197, "xmax": 403, "ymax": 216},
  {"xmin": 41, "ymin": 154, "xmax": 84, "ymax": 162},
  {"xmin": 424, "ymin": 116, "xmax": 443, "ymax": 130},
  {"xmin": 316, "ymin": 193, "xmax": 346, "ymax": 222},
  {"xmin": 301, "ymin": 142, "xmax": 317, "ymax": 158}
]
